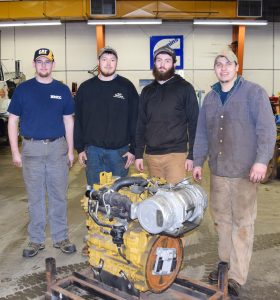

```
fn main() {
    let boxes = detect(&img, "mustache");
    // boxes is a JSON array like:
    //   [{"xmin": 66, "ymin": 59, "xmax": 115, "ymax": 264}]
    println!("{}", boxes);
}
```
[
  {"xmin": 100, "ymin": 70, "xmax": 115, "ymax": 77},
  {"xmin": 152, "ymin": 65, "xmax": 175, "ymax": 81}
]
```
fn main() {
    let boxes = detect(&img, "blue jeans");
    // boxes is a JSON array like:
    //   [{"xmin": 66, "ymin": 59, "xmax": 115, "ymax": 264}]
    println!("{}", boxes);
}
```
[{"xmin": 85, "ymin": 145, "xmax": 129, "ymax": 185}]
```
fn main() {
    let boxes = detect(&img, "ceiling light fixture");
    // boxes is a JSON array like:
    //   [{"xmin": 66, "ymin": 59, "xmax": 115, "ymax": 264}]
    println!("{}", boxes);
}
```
[
  {"xmin": 88, "ymin": 19, "xmax": 162, "ymax": 25},
  {"xmin": 0, "ymin": 20, "xmax": 62, "ymax": 27},
  {"xmin": 193, "ymin": 19, "xmax": 268, "ymax": 26}
]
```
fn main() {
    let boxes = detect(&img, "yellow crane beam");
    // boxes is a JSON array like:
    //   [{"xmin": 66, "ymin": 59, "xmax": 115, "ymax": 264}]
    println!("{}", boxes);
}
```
[{"xmin": 0, "ymin": 1, "xmax": 237, "ymax": 21}]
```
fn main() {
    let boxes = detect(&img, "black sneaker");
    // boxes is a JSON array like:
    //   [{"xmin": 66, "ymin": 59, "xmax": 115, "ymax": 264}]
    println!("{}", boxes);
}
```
[
  {"xmin": 53, "ymin": 239, "xmax": 76, "ymax": 254},
  {"xmin": 228, "ymin": 279, "xmax": 241, "ymax": 297},
  {"xmin": 22, "ymin": 242, "xmax": 45, "ymax": 258},
  {"xmin": 208, "ymin": 269, "xmax": 218, "ymax": 282}
]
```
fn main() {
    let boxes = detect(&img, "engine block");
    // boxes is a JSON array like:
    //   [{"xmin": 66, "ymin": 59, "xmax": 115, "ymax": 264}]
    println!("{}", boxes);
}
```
[{"xmin": 81, "ymin": 172, "xmax": 207, "ymax": 296}]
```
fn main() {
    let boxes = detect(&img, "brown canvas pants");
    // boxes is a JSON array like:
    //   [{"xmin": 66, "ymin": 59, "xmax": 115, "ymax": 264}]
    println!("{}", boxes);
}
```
[
  {"xmin": 146, "ymin": 153, "xmax": 187, "ymax": 184},
  {"xmin": 210, "ymin": 175, "xmax": 257, "ymax": 285}
]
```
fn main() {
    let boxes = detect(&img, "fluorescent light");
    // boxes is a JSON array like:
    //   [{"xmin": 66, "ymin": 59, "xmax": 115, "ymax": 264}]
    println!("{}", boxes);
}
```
[
  {"xmin": 0, "ymin": 20, "xmax": 62, "ymax": 27},
  {"xmin": 193, "ymin": 19, "xmax": 268, "ymax": 26},
  {"xmin": 88, "ymin": 19, "xmax": 162, "ymax": 25}
]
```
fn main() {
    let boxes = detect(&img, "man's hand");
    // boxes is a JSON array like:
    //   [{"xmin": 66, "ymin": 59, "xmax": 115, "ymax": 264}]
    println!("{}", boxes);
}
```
[
  {"xmin": 135, "ymin": 159, "xmax": 144, "ymax": 172},
  {"xmin": 249, "ymin": 163, "xmax": 267, "ymax": 183},
  {"xmin": 123, "ymin": 152, "xmax": 135, "ymax": 169},
  {"xmin": 12, "ymin": 151, "xmax": 22, "ymax": 168},
  {"xmin": 8, "ymin": 113, "xmax": 21, "ymax": 167},
  {"xmin": 78, "ymin": 151, "xmax": 87, "ymax": 167},
  {"xmin": 193, "ymin": 166, "xmax": 202, "ymax": 182},
  {"xmin": 185, "ymin": 159, "xmax": 194, "ymax": 172},
  {"xmin": 68, "ymin": 151, "xmax": 74, "ymax": 168}
]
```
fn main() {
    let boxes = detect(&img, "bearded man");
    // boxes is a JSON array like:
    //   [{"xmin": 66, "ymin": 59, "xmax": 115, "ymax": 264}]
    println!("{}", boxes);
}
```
[
  {"xmin": 135, "ymin": 46, "xmax": 199, "ymax": 184},
  {"xmin": 74, "ymin": 47, "xmax": 139, "ymax": 190}
]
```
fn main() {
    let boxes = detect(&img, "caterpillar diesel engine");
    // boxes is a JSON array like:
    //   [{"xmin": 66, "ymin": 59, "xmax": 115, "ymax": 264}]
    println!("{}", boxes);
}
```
[{"xmin": 81, "ymin": 172, "xmax": 207, "ymax": 296}]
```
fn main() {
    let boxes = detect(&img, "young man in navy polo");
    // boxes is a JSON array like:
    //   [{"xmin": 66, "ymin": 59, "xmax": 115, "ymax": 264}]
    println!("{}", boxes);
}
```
[{"xmin": 8, "ymin": 48, "xmax": 76, "ymax": 257}]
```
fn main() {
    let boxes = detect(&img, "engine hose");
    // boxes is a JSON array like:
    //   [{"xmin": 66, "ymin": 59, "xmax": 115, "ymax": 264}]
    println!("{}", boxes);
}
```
[
  {"xmin": 85, "ymin": 189, "xmax": 99, "ymax": 200},
  {"xmin": 88, "ymin": 201, "xmax": 113, "ymax": 229},
  {"xmin": 117, "ymin": 246, "xmax": 131, "ymax": 264},
  {"xmin": 105, "ymin": 193, "xmax": 132, "ymax": 213},
  {"xmin": 111, "ymin": 177, "xmax": 149, "ymax": 192}
]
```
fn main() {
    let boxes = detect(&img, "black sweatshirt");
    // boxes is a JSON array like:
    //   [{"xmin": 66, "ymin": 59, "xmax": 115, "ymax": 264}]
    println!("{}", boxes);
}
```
[
  {"xmin": 135, "ymin": 74, "xmax": 199, "ymax": 160},
  {"xmin": 74, "ymin": 75, "xmax": 139, "ymax": 154}
]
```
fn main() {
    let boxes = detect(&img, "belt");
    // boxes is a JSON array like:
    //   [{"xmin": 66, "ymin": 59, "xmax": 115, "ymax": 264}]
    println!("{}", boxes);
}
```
[{"xmin": 23, "ymin": 136, "xmax": 63, "ymax": 143}]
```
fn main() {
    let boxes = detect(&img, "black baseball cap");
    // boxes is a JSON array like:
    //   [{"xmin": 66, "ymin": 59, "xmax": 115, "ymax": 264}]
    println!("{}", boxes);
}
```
[{"xmin": 33, "ymin": 48, "xmax": 54, "ymax": 61}]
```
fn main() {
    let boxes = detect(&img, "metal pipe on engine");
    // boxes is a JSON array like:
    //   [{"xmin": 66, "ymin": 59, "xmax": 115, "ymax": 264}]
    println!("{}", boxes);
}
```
[{"xmin": 110, "ymin": 176, "xmax": 148, "ymax": 192}]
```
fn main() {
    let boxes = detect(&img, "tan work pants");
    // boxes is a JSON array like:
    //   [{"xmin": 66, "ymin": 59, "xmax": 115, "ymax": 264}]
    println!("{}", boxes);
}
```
[
  {"xmin": 210, "ymin": 175, "xmax": 257, "ymax": 285},
  {"xmin": 146, "ymin": 153, "xmax": 187, "ymax": 184}
]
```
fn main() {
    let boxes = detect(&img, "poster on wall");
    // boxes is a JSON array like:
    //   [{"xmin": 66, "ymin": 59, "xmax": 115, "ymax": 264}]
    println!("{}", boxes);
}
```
[{"xmin": 150, "ymin": 35, "xmax": 184, "ymax": 70}]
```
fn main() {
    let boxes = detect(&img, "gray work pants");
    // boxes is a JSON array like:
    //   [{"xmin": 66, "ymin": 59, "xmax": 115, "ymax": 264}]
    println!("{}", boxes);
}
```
[
  {"xmin": 210, "ymin": 175, "xmax": 257, "ymax": 285},
  {"xmin": 22, "ymin": 137, "xmax": 69, "ymax": 244}
]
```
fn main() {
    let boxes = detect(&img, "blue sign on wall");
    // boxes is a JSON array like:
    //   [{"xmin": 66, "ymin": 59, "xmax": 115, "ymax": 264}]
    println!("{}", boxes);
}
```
[{"xmin": 150, "ymin": 35, "xmax": 184, "ymax": 70}]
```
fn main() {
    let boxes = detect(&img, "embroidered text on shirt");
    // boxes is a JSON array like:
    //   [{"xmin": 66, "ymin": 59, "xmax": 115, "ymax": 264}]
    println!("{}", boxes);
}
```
[
  {"xmin": 113, "ymin": 93, "xmax": 125, "ymax": 100},
  {"xmin": 50, "ymin": 95, "xmax": 62, "ymax": 100}
]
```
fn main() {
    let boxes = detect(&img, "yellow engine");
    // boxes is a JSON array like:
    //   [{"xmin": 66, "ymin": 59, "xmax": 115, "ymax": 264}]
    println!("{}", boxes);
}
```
[{"xmin": 81, "ymin": 172, "xmax": 207, "ymax": 297}]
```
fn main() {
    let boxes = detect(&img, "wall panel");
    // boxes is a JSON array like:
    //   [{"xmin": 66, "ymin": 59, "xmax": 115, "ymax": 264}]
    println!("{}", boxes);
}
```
[{"xmin": 0, "ymin": 21, "xmax": 279, "ymax": 95}]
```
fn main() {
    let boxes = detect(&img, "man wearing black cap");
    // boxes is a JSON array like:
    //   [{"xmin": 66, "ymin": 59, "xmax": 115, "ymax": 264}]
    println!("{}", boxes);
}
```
[
  {"xmin": 74, "ymin": 46, "xmax": 139, "ymax": 190},
  {"xmin": 193, "ymin": 48, "xmax": 276, "ymax": 296},
  {"xmin": 8, "ymin": 48, "xmax": 76, "ymax": 257},
  {"xmin": 135, "ymin": 45, "xmax": 199, "ymax": 184}
]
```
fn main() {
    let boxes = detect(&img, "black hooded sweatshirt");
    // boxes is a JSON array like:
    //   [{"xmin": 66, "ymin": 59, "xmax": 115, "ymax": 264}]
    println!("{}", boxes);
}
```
[{"xmin": 135, "ymin": 74, "xmax": 199, "ymax": 160}]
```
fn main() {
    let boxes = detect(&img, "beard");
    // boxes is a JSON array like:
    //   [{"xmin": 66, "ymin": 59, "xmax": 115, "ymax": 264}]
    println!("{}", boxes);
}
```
[
  {"xmin": 153, "ymin": 65, "xmax": 175, "ymax": 81},
  {"xmin": 99, "ymin": 68, "xmax": 115, "ymax": 77},
  {"xmin": 37, "ymin": 71, "xmax": 51, "ymax": 78}
]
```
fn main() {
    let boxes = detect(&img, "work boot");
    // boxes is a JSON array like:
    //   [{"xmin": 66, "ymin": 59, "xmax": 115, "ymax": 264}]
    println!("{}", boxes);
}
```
[
  {"xmin": 81, "ymin": 244, "xmax": 89, "ymax": 256},
  {"xmin": 228, "ymin": 279, "xmax": 241, "ymax": 297},
  {"xmin": 22, "ymin": 242, "xmax": 45, "ymax": 258},
  {"xmin": 53, "ymin": 239, "xmax": 76, "ymax": 254},
  {"xmin": 208, "ymin": 269, "xmax": 218, "ymax": 282}
]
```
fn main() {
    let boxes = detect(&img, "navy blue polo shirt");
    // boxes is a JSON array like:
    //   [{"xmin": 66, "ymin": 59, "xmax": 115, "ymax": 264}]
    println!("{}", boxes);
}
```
[{"xmin": 8, "ymin": 78, "xmax": 74, "ymax": 139}]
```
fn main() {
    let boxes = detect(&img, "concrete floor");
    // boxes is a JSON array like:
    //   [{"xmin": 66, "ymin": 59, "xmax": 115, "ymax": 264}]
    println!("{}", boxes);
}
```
[{"xmin": 0, "ymin": 142, "xmax": 280, "ymax": 300}]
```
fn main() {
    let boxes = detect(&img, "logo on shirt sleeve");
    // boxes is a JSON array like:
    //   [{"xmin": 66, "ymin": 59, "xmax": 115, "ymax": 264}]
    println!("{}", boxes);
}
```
[{"xmin": 50, "ymin": 95, "xmax": 62, "ymax": 100}]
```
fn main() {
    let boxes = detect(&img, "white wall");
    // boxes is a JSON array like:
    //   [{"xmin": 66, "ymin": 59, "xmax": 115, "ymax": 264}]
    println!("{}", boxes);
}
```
[
  {"xmin": 0, "ymin": 21, "xmax": 279, "ymax": 95},
  {"xmin": 243, "ymin": 22, "xmax": 280, "ymax": 95}
]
